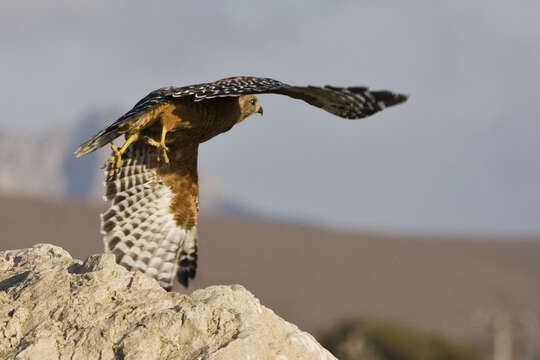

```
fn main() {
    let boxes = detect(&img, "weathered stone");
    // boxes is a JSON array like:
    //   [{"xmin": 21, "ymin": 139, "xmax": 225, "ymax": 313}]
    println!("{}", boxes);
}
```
[{"xmin": 0, "ymin": 244, "xmax": 336, "ymax": 360}]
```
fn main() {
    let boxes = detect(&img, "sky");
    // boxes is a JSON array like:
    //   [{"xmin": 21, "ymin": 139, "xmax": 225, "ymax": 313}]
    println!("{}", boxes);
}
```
[{"xmin": 2, "ymin": 1, "xmax": 540, "ymax": 235}]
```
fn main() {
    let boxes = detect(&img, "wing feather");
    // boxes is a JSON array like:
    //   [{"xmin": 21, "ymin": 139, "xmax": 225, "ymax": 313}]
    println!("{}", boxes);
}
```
[
  {"xmin": 274, "ymin": 85, "xmax": 408, "ymax": 119},
  {"xmin": 167, "ymin": 76, "xmax": 408, "ymax": 119},
  {"xmin": 77, "ymin": 76, "xmax": 407, "ymax": 156},
  {"xmin": 101, "ymin": 142, "xmax": 198, "ymax": 290},
  {"xmin": 170, "ymin": 76, "xmax": 287, "ymax": 100}
]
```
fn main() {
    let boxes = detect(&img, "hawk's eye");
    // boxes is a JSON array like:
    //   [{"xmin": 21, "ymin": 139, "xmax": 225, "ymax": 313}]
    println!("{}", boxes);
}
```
[{"xmin": 250, "ymin": 98, "xmax": 256, "ymax": 105}]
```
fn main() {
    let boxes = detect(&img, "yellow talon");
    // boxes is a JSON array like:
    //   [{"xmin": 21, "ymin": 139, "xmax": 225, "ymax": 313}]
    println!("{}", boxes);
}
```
[
  {"xmin": 159, "ymin": 122, "xmax": 170, "ymax": 164},
  {"xmin": 160, "ymin": 146, "xmax": 170, "ymax": 164},
  {"xmin": 105, "ymin": 144, "xmax": 123, "ymax": 175},
  {"xmin": 141, "ymin": 121, "xmax": 171, "ymax": 165},
  {"xmin": 142, "ymin": 136, "xmax": 170, "ymax": 164},
  {"xmin": 104, "ymin": 133, "xmax": 140, "ymax": 175}
]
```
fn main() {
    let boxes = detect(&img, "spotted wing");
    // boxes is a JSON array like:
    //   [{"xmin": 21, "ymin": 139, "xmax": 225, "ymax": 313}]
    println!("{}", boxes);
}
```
[
  {"xmin": 77, "ymin": 76, "xmax": 407, "ymax": 157},
  {"xmin": 169, "ymin": 76, "xmax": 408, "ymax": 119},
  {"xmin": 274, "ymin": 85, "xmax": 408, "ymax": 119},
  {"xmin": 101, "ymin": 142, "xmax": 198, "ymax": 290},
  {"xmin": 170, "ymin": 76, "xmax": 287, "ymax": 100}
]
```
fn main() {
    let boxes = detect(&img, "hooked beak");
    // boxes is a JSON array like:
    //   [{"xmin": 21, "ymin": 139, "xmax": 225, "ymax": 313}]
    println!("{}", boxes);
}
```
[{"xmin": 257, "ymin": 106, "xmax": 263, "ymax": 115}]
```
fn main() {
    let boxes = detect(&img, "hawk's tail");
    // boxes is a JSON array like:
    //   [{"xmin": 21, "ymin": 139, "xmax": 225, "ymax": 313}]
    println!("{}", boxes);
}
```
[
  {"xmin": 75, "ymin": 123, "xmax": 122, "ymax": 157},
  {"xmin": 177, "ymin": 242, "xmax": 198, "ymax": 287}
]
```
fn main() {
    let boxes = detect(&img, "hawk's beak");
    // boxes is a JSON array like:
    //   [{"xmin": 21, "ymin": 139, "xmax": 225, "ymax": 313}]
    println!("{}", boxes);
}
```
[{"xmin": 257, "ymin": 106, "xmax": 263, "ymax": 115}]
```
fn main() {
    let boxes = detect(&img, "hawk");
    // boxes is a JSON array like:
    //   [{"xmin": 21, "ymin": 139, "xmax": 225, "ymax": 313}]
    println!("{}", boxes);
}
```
[{"xmin": 76, "ymin": 76, "xmax": 408, "ymax": 290}]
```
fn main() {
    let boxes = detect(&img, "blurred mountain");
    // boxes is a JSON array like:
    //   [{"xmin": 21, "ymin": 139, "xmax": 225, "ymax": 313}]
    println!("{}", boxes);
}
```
[
  {"xmin": 0, "ymin": 131, "xmax": 68, "ymax": 196},
  {"xmin": 0, "ymin": 109, "xmax": 113, "ymax": 198},
  {"xmin": 63, "ymin": 109, "xmax": 114, "ymax": 197}
]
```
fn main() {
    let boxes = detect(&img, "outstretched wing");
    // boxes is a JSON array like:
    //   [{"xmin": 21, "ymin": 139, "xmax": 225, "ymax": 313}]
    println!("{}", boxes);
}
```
[
  {"xmin": 169, "ymin": 76, "xmax": 408, "ymax": 119},
  {"xmin": 274, "ymin": 86, "xmax": 408, "ymax": 119},
  {"xmin": 76, "ymin": 76, "xmax": 407, "ymax": 157},
  {"xmin": 101, "ymin": 141, "xmax": 198, "ymax": 290}
]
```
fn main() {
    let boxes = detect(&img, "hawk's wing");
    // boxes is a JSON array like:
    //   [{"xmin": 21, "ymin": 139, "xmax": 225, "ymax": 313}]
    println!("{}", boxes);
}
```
[
  {"xmin": 76, "ymin": 76, "xmax": 407, "ymax": 157},
  {"xmin": 170, "ymin": 76, "xmax": 408, "ymax": 119},
  {"xmin": 101, "ymin": 141, "xmax": 198, "ymax": 290}
]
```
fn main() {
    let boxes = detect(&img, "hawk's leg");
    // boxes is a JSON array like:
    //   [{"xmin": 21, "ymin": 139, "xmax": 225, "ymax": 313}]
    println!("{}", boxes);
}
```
[
  {"xmin": 104, "ymin": 133, "xmax": 140, "ymax": 175},
  {"xmin": 142, "ymin": 125, "xmax": 170, "ymax": 164}
]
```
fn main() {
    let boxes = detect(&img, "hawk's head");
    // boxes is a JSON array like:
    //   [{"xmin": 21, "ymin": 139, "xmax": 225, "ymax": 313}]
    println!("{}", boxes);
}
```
[{"xmin": 238, "ymin": 95, "xmax": 263, "ymax": 122}]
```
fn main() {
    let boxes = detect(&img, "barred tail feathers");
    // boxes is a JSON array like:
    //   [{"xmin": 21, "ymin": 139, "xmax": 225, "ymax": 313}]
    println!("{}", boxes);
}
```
[{"xmin": 177, "ymin": 234, "xmax": 198, "ymax": 287}]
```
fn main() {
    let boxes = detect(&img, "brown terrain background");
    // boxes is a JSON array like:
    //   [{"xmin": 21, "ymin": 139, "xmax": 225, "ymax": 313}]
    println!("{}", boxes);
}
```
[{"xmin": 2, "ymin": 193, "xmax": 539, "ymax": 347}]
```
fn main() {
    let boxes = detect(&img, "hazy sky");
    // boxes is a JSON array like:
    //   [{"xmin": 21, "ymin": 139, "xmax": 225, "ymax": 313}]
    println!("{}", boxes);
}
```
[{"xmin": 2, "ymin": 1, "xmax": 540, "ymax": 235}]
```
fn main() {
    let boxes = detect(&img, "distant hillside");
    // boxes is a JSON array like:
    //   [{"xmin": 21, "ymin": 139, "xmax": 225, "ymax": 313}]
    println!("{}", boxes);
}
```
[
  {"xmin": 0, "ymin": 110, "xmax": 113, "ymax": 198},
  {"xmin": 1, "ymin": 194, "xmax": 539, "ymax": 355},
  {"xmin": 320, "ymin": 318, "xmax": 486, "ymax": 360}
]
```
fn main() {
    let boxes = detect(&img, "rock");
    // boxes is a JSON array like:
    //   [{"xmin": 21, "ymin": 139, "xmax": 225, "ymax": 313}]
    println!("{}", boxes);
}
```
[{"xmin": 0, "ymin": 244, "xmax": 336, "ymax": 360}]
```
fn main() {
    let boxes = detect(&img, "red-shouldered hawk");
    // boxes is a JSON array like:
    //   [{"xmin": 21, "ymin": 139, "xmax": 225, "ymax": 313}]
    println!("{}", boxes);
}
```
[{"xmin": 75, "ymin": 76, "xmax": 408, "ymax": 290}]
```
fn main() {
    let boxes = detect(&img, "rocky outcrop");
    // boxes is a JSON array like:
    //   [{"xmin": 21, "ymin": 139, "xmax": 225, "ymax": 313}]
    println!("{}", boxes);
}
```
[{"xmin": 0, "ymin": 244, "xmax": 336, "ymax": 360}]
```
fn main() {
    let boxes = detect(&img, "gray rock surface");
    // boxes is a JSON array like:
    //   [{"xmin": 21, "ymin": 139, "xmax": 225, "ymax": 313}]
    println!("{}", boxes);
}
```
[{"xmin": 0, "ymin": 244, "xmax": 336, "ymax": 360}]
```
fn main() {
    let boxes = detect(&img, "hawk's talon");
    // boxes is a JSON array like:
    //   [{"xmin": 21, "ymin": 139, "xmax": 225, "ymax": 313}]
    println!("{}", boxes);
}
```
[
  {"xmin": 142, "ymin": 136, "xmax": 170, "ymax": 165},
  {"xmin": 160, "ymin": 147, "xmax": 170, "ymax": 164},
  {"xmin": 105, "ymin": 144, "xmax": 123, "ymax": 176},
  {"xmin": 102, "ymin": 133, "xmax": 141, "ymax": 175}
]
